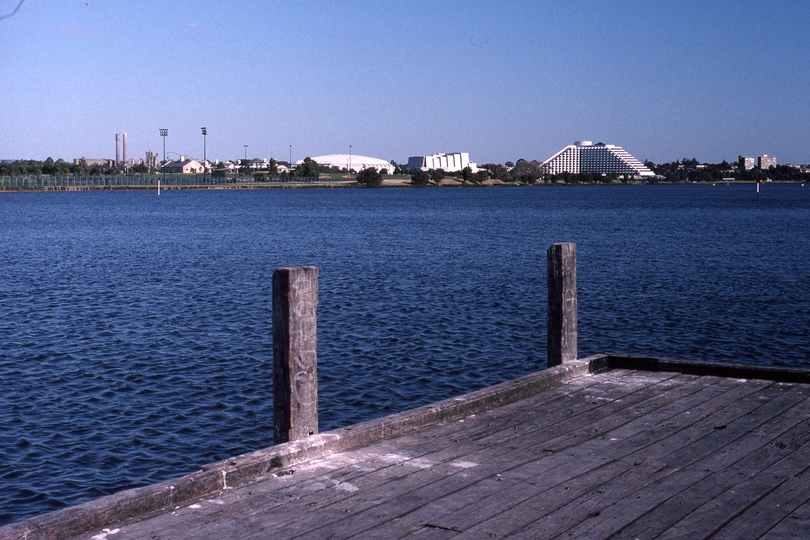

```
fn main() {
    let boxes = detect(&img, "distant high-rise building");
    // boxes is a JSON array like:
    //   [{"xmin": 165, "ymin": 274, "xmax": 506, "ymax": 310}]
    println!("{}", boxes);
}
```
[
  {"xmin": 145, "ymin": 151, "xmax": 160, "ymax": 171},
  {"xmin": 738, "ymin": 156, "xmax": 755, "ymax": 171},
  {"xmin": 115, "ymin": 134, "xmax": 121, "ymax": 165},
  {"xmin": 122, "ymin": 133, "xmax": 128, "ymax": 168},
  {"xmin": 542, "ymin": 141, "xmax": 653, "ymax": 177},
  {"xmin": 758, "ymin": 154, "xmax": 776, "ymax": 170}
]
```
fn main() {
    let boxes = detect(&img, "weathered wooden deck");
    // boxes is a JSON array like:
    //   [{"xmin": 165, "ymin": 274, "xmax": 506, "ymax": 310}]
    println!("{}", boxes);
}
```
[{"xmin": 20, "ymin": 356, "xmax": 804, "ymax": 539}]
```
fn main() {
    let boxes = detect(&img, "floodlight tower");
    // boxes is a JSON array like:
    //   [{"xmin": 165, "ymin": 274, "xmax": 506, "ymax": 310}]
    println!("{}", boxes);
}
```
[
  {"xmin": 159, "ymin": 128, "xmax": 168, "ymax": 179},
  {"xmin": 201, "ymin": 127, "xmax": 207, "ymax": 181}
]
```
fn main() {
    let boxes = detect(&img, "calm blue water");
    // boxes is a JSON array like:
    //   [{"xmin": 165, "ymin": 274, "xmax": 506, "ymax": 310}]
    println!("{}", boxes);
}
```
[{"xmin": 1, "ymin": 184, "xmax": 808, "ymax": 525}]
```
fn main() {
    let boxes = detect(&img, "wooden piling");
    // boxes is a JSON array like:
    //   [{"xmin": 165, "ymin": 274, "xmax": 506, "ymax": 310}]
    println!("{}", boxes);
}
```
[
  {"xmin": 547, "ymin": 242, "xmax": 577, "ymax": 366},
  {"xmin": 272, "ymin": 266, "xmax": 319, "ymax": 444}
]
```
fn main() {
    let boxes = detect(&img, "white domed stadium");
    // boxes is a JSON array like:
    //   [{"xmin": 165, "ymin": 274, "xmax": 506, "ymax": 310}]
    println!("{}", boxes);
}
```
[{"xmin": 294, "ymin": 154, "xmax": 393, "ymax": 174}]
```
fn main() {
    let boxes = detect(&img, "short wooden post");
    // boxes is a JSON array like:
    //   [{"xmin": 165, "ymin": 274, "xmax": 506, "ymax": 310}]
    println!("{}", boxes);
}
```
[
  {"xmin": 272, "ymin": 266, "xmax": 318, "ymax": 444},
  {"xmin": 547, "ymin": 242, "xmax": 577, "ymax": 366}
]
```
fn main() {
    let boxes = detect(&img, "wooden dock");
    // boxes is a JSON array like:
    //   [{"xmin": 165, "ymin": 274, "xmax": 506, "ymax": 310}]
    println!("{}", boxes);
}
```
[
  {"xmin": 4, "ymin": 249, "xmax": 810, "ymax": 539},
  {"xmin": 4, "ymin": 355, "xmax": 810, "ymax": 539}
]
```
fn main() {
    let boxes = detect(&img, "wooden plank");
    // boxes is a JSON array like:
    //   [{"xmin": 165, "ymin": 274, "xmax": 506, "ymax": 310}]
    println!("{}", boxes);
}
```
[
  {"xmin": 658, "ymin": 450, "xmax": 810, "ymax": 540},
  {"xmin": 377, "ymin": 457, "xmax": 654, "ymax": 539},
  {"xmin": 606, "ymin": 389, "xmax": 810, "ymax": 539},
  {"xmin": 584, "ymin": 377, "xmax": 774, "ymax": 461},
  {"xmin": 534, "ymin": 374, "xmax": 754, "ymax": 455},
  {"xmin": 116, "ymin": 373, "xmax": 633, "ymax": 539},
  {"xmin": 761, "ymin": 497, "xmax": 810, "ymax": 539},
  {"xmin": 445, "ymin": 378, "xmax": 773, "ymax": 537},
  {"xmin": 533, "ymin": 382, "xmax": 808, "ymax": 539},
  {"xmin": 235, "ymin": 373, "xmax": 689, "ymax": 538},
  {"xmin": 402, "ymin": 368, "xmax": 636, "ymax": 447},
  {"xmin": 684, "ymin": 449, "xmax": 810, "ymax": 539},
  {"xmin": 335, "ymin": 374, "xmax": 737, "ymax": 537},
  {"xmin": 115, "ymin": 376, "xmax": 724, "ymax": 536},
  {"xmin": 272, "ymin": 266, "xmax": 318, "ymax": 444},
  {"xmin": 58, "ymin": 371, "xmax": 810, "ymax": 540},
  {"xmin": 466, "ymin": 370, "xmax": 685, "ymax": 450}
]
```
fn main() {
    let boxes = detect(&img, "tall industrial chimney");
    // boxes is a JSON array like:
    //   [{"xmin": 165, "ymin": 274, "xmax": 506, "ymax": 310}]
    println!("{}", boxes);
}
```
[
  {"xmin": 115, "ymin": 134, "xmax": 121, "ymax": 165},
  {"xmin": 122, "ymin": 133, "xmax": 128, "ymax": 168}
]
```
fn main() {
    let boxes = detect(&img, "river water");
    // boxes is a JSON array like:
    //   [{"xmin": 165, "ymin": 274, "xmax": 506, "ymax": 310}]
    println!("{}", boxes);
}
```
[{"xmin": 1, "ymin": 184, "xmax": 808, "ymax": 524}]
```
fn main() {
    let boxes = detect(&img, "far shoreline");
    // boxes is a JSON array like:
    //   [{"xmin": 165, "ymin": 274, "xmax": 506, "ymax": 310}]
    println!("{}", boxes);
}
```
[{"xmin": 0, "ymin": 177, "xmax": 805, "ymax": 193}]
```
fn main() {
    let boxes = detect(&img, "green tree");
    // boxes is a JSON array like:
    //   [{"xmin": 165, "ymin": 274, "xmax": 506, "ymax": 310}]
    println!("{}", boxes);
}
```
[
  {"xmin": 53, "ymin": 159, "xmax": 69, "ymax": 176},
  {"xmin": 212, "ymin": 162, "xmax": 227, "ymax": 177},
  {"xmin": 461, "ymin": 166, "xmax": 474, "ymax": 183},
  {"xmin": 410, "ymin": 168, "xmax": 430, "ymax": 186},
  {"xmin": 295, "ymin": 157, "xmax": 319, "ymax": 177},
  {"xmin": 42, "ymin": 157, "xmax": 55, "ymax": 175},
  {"xmin": 471, "ymin": 170, "xmax": 489, "ymax": 185},
  {"xmin": 238, "ymin": 159, "xmax": 251, "ymax": 176},
  {"xmin": 268, "ymin": 158, "xmax": 279, "ymax": 175},
  {"xmin": 70, "ymin": 162, "xmax": 88, "ymax": 176},
  {"xmin": 429, "ymin": 168, "xmax": 445, "ymax": 186},
  {"xmin": 481, "ymin": 163, "xmax": 512, "ymax": 183},
  {"xmin": 510, "ymin": 160, "xmax": 542, "ymax": 184},
  {"xmin": 356, "ymin": 167, "xmax": 383, "ymax": 187}
]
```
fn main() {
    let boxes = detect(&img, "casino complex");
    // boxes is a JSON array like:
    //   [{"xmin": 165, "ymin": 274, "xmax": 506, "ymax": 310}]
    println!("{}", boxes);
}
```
[{"xmin": 540, "ymin": 141, "xmax": 654, "ymax": 177}]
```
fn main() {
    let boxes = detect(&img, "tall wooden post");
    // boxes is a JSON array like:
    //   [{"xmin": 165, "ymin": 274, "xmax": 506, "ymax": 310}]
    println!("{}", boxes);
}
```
[
  {"xmin": 547, "ymin": 242, "xmax": 577, "ymax": 366},
  {"xmin": 273, "ymin": 266, "xmax": 319, "ymax": 444}
]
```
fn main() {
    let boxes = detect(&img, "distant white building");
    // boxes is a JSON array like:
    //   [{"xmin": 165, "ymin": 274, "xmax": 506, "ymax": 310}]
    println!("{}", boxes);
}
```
[
  {"xmin": 739, "ymin": 156, "xmax": 756, "ymax": 171},
  {"xmin": 161, "ymin": 159, "xmax": 205, "ymax": 174},
  {"xmin": 249, "ymin": 158, "xmax": 269, "ymax": 171},
  {"xmin": 758, "ymin": 154, "xmax": 777, "ymax": 169},
  {"xmin": 145, "ymin": 152, "xmax": 160, "ymax": 171},
  {"xmin": 294, "ymin": 154, "xmax": 393, "ymax": 174},
  {"xmin": 542, "ymin": 141, "xmax": 653, "ymax": 177},
  {"xmin": 407, "ymin": 152, "xmax": 478, "ymax": 173}
]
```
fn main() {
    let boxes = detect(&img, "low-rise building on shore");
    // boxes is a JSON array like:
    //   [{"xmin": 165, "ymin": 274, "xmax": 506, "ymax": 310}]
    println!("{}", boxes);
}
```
[
  {"xmin": 161, "ymin": 159, "xmax": 205, "ymax": 174},
  {"xmin": 407, "ymin": 152, "xmax": 478, "ymax": 173}
]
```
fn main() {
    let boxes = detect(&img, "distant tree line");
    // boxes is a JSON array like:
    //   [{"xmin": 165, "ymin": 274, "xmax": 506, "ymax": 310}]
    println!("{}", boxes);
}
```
[
  {"xmin": 647, "ymin": 158, "xmax": 810, "ymax": 183},
  {"xmin": 0, "ymin": 158, "xmax": 123, "ymax": 177}
]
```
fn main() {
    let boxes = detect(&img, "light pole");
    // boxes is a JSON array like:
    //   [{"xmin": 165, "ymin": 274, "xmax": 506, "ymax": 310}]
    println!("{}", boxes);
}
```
[
  {"xmin": 243, "ymin": 145, "xmax": 249, "ymax": 178},
  {"xmin": 349, "ymin": 144, "xmax": 352, "ymax": 174},
  {"xmin": 289, "ymin": 144, "xmax": 292, "ymax": 175},
  {"xmin": 159, "ymin": 128, "xmax": 168, "ymax": 178},
  {"xmin": 201, "ymin": 127, "xmax": 207, "ymax": 181}
]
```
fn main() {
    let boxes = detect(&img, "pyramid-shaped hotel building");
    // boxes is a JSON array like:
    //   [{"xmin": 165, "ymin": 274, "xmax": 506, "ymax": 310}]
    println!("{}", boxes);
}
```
[{"xmin": 542, "ymin": 141, "xmax": 654, "ymax": 177}]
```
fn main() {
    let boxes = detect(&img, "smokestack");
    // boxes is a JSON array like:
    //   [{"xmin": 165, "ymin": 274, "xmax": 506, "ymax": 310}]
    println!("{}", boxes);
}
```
[
  {"xmin": 115, "ymin": 134, "xmax": 121, "ymax": 165},
  {"xmin": 123, "ymin": 133, "xmax": 128, "ymax": 168}
]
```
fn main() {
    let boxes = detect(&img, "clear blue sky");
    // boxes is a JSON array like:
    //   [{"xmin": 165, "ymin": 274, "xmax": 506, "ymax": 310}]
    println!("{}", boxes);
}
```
[{"xmin": 1, "ymin": 0, "xmax": 809, "ymax": 165}]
